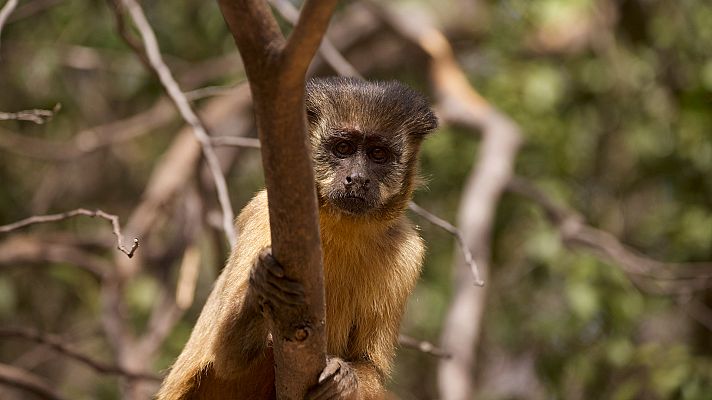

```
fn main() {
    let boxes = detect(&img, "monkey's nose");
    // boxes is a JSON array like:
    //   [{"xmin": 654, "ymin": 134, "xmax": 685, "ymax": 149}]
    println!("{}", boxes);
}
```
[{"xmin": 344, "ymin": 174, "xmax": 370, "ymax": 187}]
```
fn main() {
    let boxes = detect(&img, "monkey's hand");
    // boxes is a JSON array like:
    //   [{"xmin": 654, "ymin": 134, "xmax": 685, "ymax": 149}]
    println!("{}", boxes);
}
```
[
  {"xmin": 249, "ymin": 247, "xmax": 306, "ymax": 315},
  {"xmin": 305, "ymin": 357, "xmax": 359, "ymax": 400}
]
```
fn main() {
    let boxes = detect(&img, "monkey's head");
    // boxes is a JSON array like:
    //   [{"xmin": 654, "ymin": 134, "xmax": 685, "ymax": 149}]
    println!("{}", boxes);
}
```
[{"xmin": 306, "ymin": 77, "xmax": 438, "ymax": 220}]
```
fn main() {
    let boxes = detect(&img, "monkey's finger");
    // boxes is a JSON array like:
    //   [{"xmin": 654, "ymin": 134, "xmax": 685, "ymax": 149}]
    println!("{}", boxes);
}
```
[
  {"xmin": 259, "ymin": 251, "xmax": 285, "ymax": 278},
  {"xmin": 264, "ymin": 281, "xmax": 305, "ymax": 305},
  {"xmin": 318, "ymin": 359, "xmax": 343, "ymax": 383},
  {"xmin": 265, "ymin": 276, "xmax": 305, "ymax": 296},
  {"xmin": 306, "ymin": 378, "xmax": 339, "ymax": 400}
]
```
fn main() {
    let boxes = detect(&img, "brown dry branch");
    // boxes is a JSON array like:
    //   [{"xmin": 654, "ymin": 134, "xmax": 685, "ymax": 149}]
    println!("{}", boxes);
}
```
[
  {"xmin": 217, "ymin": 0, "xmax": 338, "ymax": 396},
  {"xmin": 7, "ymin": 0, "xmax": 62, "ymax": 23},
  {"xmin": 398, "ymin": 334, "xmax": 451, "ymax": 359},
  {"xmin": 507, "ymin": 176, "xmax": 712, "ymax": 295},
  {"xmin": 184, "ymin": 83, "xmax": 244, "ymax": 101},
  {"xmin": 117, "ymin": 0, "xmax": 237, "ymax": 247},
  {"xmin": 0, "ymin": 328, "xmax": 161, "ymax": 381},
  {"xmin": 0, "ymin": 235, "xmax": 110, "ymax": 278},
  {"xmin": 0, "ymin": 209, "xmax": 139, "ymax": 258},
  {"xmin": 0, "ymin": 362, "xmax": 67, "ymax": 400},
  {"xmin": 121, "ymin": 85, "xmax": 252, "ymax": 254},
  {"xmin": 210, "ymin": 135, "xmax": 262, "ymax": 149},
  {"xmin": 681, "ymin": 298, "xmax": 712, "ymax": 332},
  {"xmin": 107, "ymin": 0, "xmax": 151, "ymax": 70},
  {"xmin": 175, "ymin": 245, "xmax": 202, "ymax": 310},
  {"xmin": 0, "ymin": 0, "xmax": 18, "ymax": 52},
  {"xmin": 268, "ymin": 0, "xmax": 362, "ymax": 78},
  {"xmin": 0, "ymin": 104, "xmax": 60, "ymax": 124},
  {"xmin": 0, "ymin": 99, "xmax": 174, "ymax": 161},
  {"xmin": 367, "ymin": 4, "xmax": 523, "ymax": 400}
]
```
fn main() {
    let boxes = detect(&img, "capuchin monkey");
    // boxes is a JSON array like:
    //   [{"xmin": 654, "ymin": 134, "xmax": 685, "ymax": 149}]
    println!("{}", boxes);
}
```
[{"xmin": 157, "ymin": 77, "xmax": 438, "ymax": 399}]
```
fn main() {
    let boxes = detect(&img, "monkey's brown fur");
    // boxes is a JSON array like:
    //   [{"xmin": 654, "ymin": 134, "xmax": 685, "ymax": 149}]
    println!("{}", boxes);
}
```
[{"xmin": 157, "ymin": 78, "xmax": 437, "ymax": 399}]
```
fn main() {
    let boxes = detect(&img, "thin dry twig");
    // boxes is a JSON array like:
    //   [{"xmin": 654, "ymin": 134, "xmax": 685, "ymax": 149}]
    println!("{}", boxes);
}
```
[
  {"xmin": 0, "ymin": 208, "xmax": 139, "ymax": 258},
  {"xmin": 184, "ymin": 83, "xmax": 244, "ymax": 101},
  {"xmin": 0, "ymin": 99, "xmax": 174, "ymax": 161},
  {"xmin": 117, "ymin": 0, "xmax": 237, "ymax": 247},
  {"xmin": 398, "ymin": 334, "xmax": 451, "ymax": 359},
  {"xmin": 409, "ymin": 202, "xmax": 484, "ymax": 286},
  {"xmin": 0, "ymin": 328, "xmax": 161, "ymax": 381},
  {"xmin": 210, "ymin": 135, "xmax": 262, "ymax": 149},
  {"xmin": 0, "ymin": 362, "xmax": 67, "ymax": 400},
  {"xmin": 0, "ymin": 104, "xmax": 61, "ymax": 124}
]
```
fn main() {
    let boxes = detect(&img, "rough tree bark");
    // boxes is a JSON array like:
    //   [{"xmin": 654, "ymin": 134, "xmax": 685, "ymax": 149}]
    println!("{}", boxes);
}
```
[{"xmin": 216, "ymin": 0, "xmax": 338, "ymax": 398}]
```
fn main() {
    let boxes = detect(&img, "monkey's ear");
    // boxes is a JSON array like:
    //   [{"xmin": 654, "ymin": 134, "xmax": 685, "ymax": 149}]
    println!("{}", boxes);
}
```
[{"xmin": 413, "ymin": 109, "xmax": 439, "ymax": 136}]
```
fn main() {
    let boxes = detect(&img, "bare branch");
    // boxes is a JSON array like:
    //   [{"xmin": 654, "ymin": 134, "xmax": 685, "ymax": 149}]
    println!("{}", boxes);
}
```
[
  {"xmin": 282, "ymin": 0, "xmax": 339, "ymax": 77},
  {"xmin": 269, "ymin": 0, "xmax": 362, "ymax": 78},
  {"xmin": 0, "ymin": 363, "xmax": 67, "ymax": 400},
  {"xmin": 0, "ymin": 99, "xmax": 174, "ymax": 161},
  {"xmin": 7, "ymin": 0, "xmax": 62, "ymax": 22},
  {"xmin": 681, "ymin": 298, "xmax": 712, "ymax": 332},
  {"xmin": 398, "ymin": 334, "xmax": 451, "ymax": 359},
  {"xmin": 0, "ymin": 235, "xmax": 109, "ymax": 278},
  {"xmin": 0, "ymin": 328, "xmax": 161, "ymax": 381},
  {"xmin": 507, "ymin": 176, "xmax": 712, "ymax": 294},
  {"xmin": 0, "ymin": 104, "xmax": 60, "ymax": 124},
  {"xmin": 117, "ymin": 0, "xmax": 237, "ymax": 247},
  {"xmin": 175, "ymin": 245, "xmax": 201, "ymax": 310},
  {"xmin": 409, "ymin": 202, "xmax": 484, "ymax": 286},
  {"xmin": 0, "ymin": 0, "xmax": 18, "ymax": 53},
  {"xmin": 106, "ymin": 0, "xmax": 151, "ymax": 70},
  {"xmin": 184, "ymin": 83, "xmax": 244, "ymax": 101},
  {"xmin": 211, "ymin": 136, "xmax": 262, "ymax": 149},
  {"xmin": 0, "ymin": 208, "xmax": 139, "ymax": 258}
]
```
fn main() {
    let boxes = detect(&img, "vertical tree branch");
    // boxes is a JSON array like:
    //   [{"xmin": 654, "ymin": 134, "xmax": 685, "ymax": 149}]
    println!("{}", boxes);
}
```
[{"xmin": 217, "ymin": 0, "xmax": 337, "ymax": 397}]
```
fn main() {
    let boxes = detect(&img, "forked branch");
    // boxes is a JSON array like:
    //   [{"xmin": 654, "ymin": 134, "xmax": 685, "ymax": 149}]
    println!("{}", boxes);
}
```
[{"xmin": 217, "ymin": 0, "xmax": 338, "ymax": 398}]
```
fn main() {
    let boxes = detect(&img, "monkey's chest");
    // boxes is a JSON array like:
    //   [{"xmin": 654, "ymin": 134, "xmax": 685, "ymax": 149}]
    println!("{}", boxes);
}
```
[{"xmin": 321, "ymin": 256, "xmax": 387, "ymax": 358}]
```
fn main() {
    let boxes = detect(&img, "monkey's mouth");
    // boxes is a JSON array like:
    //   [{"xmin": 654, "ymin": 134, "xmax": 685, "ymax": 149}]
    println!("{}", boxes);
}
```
[{"xmin": 330, "ymin": 193, "xmax": 374, "ymax": 215}]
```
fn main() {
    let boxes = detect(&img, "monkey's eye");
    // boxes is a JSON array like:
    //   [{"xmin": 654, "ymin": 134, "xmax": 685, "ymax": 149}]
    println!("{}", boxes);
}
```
[
  {"xmin": 333, "ymin": 140, "xmax": 356, "ymax": 157},
  {"xmin": 368, "ymin": 147, "xmax": 389, "ymax": 163}
]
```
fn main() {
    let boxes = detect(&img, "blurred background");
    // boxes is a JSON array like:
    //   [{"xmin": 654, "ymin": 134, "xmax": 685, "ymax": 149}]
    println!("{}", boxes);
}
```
[{"xmin": 0, "ymin": 0, "xmax": 711, "ymax": 399}]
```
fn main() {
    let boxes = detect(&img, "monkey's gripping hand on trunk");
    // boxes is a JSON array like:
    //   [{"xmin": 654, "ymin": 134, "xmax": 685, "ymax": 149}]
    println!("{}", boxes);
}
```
[
  {"xmin": 251, "ymin": 248, "xmax": 360, "ymax": 399},
  {"xmin": 249, "ymin": 247, "xmax": 306, "ymax": 315},
  {"xmin": 306, "ymin": 357, "xmax": 359, "ymax": 400}
]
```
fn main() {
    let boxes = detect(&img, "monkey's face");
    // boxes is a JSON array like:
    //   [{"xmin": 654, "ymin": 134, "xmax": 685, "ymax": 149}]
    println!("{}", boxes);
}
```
[
  {"xmin": 306, "ymin": 77, "xmax": 439, "ymax": 218},
  {"xmin": 315, "ymin": 129, "xmax": 407, "ymax": 216}
]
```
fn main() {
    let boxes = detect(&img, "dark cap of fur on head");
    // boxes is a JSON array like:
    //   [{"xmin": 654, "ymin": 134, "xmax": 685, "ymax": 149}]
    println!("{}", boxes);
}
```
[{"xmin": 305, "ymin": 77, "xmax": 438, "ymax": 139}]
